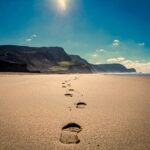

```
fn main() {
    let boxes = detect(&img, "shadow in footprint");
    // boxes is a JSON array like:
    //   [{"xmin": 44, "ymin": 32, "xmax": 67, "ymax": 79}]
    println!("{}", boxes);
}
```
[
  {"xmin": 62, "ymin": 123, "xmax": 82, "ymax": 133},
  {"xmin": 64, "ymin": 93, "xmax": 73, "ymax": 97},
  {"xmin": 67, "ymin": 84, "xmax": 71, "ymax": 87},
  {"xmin": 69, "ymin": 89, "xmax": 74, "ymax": 92},
  {"xmin": 62, "ymin": 86, "xmax": 66, "ymax": 88},
  {"xmin": 60, "ymin": 123, "xmax": 82, "ymax": 144},
  {"xmin": 76, "ymin": 102, "xmax": 87, "ymax": 109}
]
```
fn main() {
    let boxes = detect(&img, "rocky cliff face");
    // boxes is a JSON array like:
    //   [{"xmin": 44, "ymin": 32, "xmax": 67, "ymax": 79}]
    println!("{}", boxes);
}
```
[
  {"xmin": 0, "ymin": 45, "xmax": 71, "ymax": 73},
  {"xmin": 0, "ymin": 45, "xmax": 136, "ymax": 73}
]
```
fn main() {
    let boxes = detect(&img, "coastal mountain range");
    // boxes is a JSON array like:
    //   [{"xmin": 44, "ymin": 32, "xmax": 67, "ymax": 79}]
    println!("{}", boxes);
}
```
[{"xmin": 0, "ymin": 45, "xmax": 136, "ymax": 73}]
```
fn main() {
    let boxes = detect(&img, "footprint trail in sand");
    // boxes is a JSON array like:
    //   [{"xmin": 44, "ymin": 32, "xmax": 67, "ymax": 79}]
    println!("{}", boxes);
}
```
[{"xmin": 60, "ymin": 76, "xmax": 87, "ymax": 145}]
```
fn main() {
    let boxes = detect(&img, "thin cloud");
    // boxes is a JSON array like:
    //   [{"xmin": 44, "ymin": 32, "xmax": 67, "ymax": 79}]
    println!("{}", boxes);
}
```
[
  {"xmin": 96, "ymin": 49, "xmax": 106, "ymax": 53},
  {"xmin": 107, "ymin": 57, "xmax": 125, "ymax": 63},
  {"xmin": 112, "ymin": 40, "xmax": 120, "ymax": 47},
  {"xmin": 25, "ymin": 34, "xmax": 37, "ymax": 42},
  {"xmin": 138, "ymin": 42, "xmax": 145, "ymax": 46},
  {"xmin": 25, "ymin": 38, "xmax": 32, "ymax": 42},
  {"xmin": 91, "ymin": 54, "xmax": 99, "ymax": 58}
]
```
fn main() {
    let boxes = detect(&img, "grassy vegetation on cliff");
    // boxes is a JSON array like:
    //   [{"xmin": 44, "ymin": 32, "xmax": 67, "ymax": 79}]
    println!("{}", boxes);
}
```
[{"xmin": 49, "ymin": 61, "xmax": 74, "ymax": 72}]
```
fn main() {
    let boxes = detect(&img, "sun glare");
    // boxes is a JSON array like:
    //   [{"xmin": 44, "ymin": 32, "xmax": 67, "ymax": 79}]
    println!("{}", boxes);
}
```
[
  {"xmin": 49, "ymin": 0, "xmax": 74, "ymax": 15},
  {"xmin": 57, "ymin": 0, "xmax": 67, "ymax": 11}
]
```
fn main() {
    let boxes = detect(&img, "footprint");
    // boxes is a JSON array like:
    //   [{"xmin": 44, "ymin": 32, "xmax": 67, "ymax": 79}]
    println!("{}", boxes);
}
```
[
  {"xmin": 76, "ymin": 102, "xmax": 87, "ymax": 109},
  {"xmin": 62, "ymin": 123, "xmax": 82, "ymax": 133},
  {"xmin": 74, "ymin": 77, "xmax": 77, "ymax": 80},
  {"xmin": 60, "ymin": 131, "xmax": 80, "ymax": 144},
  {"xmin": 67, "ymin": 84, "xmax": 71, "ymax": 87},
  {"xmin": 80, "ymin": 94, "xmax": 84, "ymax": 97},
  {"xmin": 62, "ymin": 86, "xmax": 66, "ymax": 88},
  {"xmin": 64, "ymin": 93, "xmax": 73, "ymax": 97},
  {"xmin": 69, "ymin": 89, "xmax": 74, "ymax": 92},
  {"xmin": 60, "ymin": 123, "xmax": 82, "ymax": 144}
]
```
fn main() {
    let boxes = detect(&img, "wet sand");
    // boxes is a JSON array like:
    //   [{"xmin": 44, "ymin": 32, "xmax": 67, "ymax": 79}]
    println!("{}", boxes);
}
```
[{"xmin": 0, "ymin": 74, "xmax": 150, "ymax": 150}]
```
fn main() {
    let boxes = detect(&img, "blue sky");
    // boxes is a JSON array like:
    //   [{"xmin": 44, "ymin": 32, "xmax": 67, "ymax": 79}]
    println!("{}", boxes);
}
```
[{"xmin": 0, "ymin": 0, "xmax": 150, "ymax": 72}]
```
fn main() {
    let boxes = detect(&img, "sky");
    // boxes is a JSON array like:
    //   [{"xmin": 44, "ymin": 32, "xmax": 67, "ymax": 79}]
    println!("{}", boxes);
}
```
[{"xmin": 0, "ymin": 0, "xmax": 150, "ymax": 72}]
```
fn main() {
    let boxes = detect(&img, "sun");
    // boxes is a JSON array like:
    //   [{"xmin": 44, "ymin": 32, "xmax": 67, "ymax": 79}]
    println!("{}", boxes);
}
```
[
  {"xmin": 47, "ymin": 0, "xmax": 75, "ymax": 15},
  {"xmin": 45, "ymin": 0, "xmax": 78, "ymax": 16},
  {"xmin": 57, "ymin": 0, "xmax": 67, "ymax": 11}
]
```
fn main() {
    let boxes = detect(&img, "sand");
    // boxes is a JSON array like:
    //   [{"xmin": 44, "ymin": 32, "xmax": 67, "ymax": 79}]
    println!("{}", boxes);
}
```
[{"xmin": 0, "ymin": 73, "xmax": 150, "ymax": 150}]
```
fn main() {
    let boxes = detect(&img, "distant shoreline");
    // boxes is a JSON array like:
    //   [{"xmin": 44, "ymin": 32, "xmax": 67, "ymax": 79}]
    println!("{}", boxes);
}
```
[
  {"xmin": 104, "ymin": 73, "xmax": 150, "ymax": 76},
  {"xmin": 0, "ymin": 72, "xmax": 150, "ymax": 76}
]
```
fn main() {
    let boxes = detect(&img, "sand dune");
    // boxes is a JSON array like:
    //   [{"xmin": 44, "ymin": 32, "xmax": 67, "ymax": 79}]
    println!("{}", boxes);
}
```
[{"xmin": 0, "ymin": 74, "xmax": 150, "ymax": 150}]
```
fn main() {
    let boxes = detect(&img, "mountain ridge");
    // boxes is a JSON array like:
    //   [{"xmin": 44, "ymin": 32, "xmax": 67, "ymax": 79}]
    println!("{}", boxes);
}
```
[{"xmin": 0, "ymin": 45, "xmax": 136, "ymax": 73}]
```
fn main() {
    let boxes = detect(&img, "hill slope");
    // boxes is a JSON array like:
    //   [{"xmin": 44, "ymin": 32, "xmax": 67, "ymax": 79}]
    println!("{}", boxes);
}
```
[
  {"xmin": 0, "ymin": 45, "xmax": 136, "ymax": 73},
  {"xmin": 93, "ymin": 64, "xmax": 136, "ymax": 73}
]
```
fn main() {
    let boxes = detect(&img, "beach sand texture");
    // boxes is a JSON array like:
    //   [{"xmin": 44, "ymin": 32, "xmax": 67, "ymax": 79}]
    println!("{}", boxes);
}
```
[{"xmin": 0, "ymin": 74, "xmax": 150, "ymax": 150}]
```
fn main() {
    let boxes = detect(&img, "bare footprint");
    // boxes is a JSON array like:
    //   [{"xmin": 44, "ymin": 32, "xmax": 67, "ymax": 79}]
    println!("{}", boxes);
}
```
[
  {"xmin": 69, "ymin": 89, "xmax": 74, "ymax": 92},
  {"xmin": 60, "ymin": 131, "xmax": 80, "ymax": 144},
  {"xmin": 60, "ymin": 123, "xmax": 82, "ymax": 144},
  {"xmin": 62, "ymin": 86, "xmax": 66, "ymax": 88},
  {"xmin": 76, "ymin": 102, "xmax": 87, "ymax": 109},
  {"xmin": 64, "ymin": 93, "xmax": 73, "ymax": 97},
  {"xmin": 74, "ymin": 77, "xmax": 77, "ymax": 80},
  {"xmin": 62, "ymin": 123, "xmax": 82, "ymax": 133},
  {"xmin": 67, "ymin": 84, "xmax": 71, "ymax": 87}
]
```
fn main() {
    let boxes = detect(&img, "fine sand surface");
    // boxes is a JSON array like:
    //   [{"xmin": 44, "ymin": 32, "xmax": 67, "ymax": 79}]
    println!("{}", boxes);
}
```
[{"xmin": 0, "ymin": 74, "xmax": 150, "ymax": 150}]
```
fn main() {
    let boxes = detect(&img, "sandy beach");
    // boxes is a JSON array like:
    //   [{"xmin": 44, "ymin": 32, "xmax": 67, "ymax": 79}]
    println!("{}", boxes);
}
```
[{"xmin": 0, "ymin": 74, "xmax": 150, "ymax": 150}]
